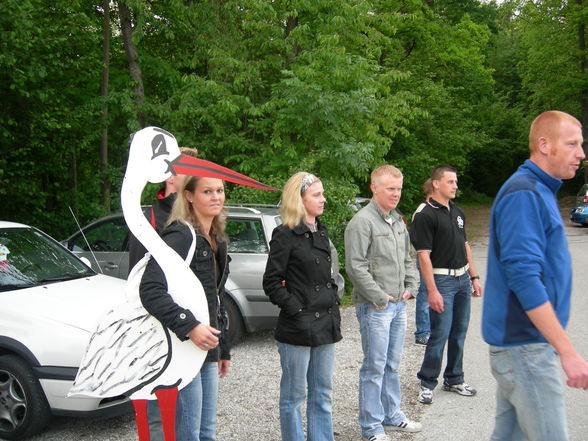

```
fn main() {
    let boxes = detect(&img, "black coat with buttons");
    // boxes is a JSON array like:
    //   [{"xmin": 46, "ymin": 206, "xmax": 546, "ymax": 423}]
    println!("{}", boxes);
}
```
[
  {"xmin": 140, "ymin": 221, "xmax": 230, "ymax": 362},
  {"xmin": 263, "ymin": 220, "xmax": 342, "ymax": 347}
]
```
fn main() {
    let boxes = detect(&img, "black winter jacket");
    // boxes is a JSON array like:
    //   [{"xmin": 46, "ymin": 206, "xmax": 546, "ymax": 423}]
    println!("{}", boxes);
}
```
[
  {"xmin": 127, "ymin": 191, "xmax": 176, "ymax": 274},
  {"xmin": 140, "ymin": 221, "xmax": 231, "ymax": 361},
  {"xmin": 263, "ymin": 220, "xmax": 342, "ymax": 347}
]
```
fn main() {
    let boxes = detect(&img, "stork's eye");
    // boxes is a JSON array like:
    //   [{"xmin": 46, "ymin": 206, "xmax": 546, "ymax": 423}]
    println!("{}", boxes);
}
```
[{"xmin": 151, "ymin": 134, "xmax": 169, "ymax": 159}]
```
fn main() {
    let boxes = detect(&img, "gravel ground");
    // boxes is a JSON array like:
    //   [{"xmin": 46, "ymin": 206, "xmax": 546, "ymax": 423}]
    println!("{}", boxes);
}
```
[
  {"xmin": 217, "ymin": 306, "xmax": 425, "ymax": 441},
  {"xmin": 22, "ymin": 305, "xmax": 426, "ymax": 441}
]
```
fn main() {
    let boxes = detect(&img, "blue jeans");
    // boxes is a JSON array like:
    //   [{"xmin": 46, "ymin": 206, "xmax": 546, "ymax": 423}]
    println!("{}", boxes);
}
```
[
  {"xmin": 414, "ymin": 272, "xmax": 431, "ymax": 339},
  {"xmin": 417, "ymin": 273, "xmax": 471, "ymax": 390},
  {"xmin": 356, "ymin": 301, "xmax": 407, "ymax": 438},
  {"xmin": 489, "ymin": 343, "xmax": 568, "ymax": 441},
  {"xmin": 277, "ymin": 341, "xmax": 335, "ymax": 441},
  {"xmin": 147, "ymin": 362, "xmax": 219, "ymax": 441}
]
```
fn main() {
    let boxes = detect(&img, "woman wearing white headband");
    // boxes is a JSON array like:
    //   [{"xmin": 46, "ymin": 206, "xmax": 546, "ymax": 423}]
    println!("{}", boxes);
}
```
[{"xmin": 263, "ymin": 172, "xmax": 343, "ymax": 441}]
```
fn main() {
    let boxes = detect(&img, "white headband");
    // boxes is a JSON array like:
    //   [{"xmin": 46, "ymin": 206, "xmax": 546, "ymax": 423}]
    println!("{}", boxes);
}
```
[{"xmin": 300, "ymin": 173, "xmax": 319, "ymax": 193}]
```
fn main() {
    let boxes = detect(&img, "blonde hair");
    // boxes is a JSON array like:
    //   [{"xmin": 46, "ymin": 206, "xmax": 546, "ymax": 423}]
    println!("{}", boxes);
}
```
[
  {"xmin": 167, "ymin": 175, "xmax": 227, "ymax": 240},
  {"xmin": 280, "ymin": 172, "xmax": 320, "ymax": 229},
  {"xmin": 529, "ymin": 111, "xmax": 581, "ymax": 153},
  {"xmin": 371, "ymin": 165, "xmax": 403, "ymax": 185},
  {"xmin": 423, "ymin": 178, "xmax": 433, "ymax": 197},
  {"xmin": 180, "ymin": 146, "xmax": 198, "ymax": 157}
]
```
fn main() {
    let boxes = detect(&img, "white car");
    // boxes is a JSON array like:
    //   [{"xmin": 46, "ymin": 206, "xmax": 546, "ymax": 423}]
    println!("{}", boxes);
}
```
[{"xmin": 0, "ymin": 221, "xmax": 131, "ymax": 440}]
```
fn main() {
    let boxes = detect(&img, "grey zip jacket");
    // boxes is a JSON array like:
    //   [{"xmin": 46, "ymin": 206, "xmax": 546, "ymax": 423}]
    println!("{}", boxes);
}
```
[{"xmin": 345, "ymin": 199, "xmax": 417, "ymax": 306}]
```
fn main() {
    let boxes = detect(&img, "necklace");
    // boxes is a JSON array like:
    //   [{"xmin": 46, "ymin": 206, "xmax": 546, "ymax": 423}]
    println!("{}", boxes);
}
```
[{"xmin": 304, "ymin": 221, "xmax": 317, "ymax": 232}]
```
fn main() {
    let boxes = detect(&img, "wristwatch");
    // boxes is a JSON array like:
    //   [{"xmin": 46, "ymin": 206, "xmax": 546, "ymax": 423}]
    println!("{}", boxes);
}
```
[{"xmin": 470, "ymin": 275, "xmax": 480, "ymax": 281}]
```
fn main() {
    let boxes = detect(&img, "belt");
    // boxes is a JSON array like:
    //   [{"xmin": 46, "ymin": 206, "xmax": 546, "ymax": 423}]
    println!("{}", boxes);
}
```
[{"xmin": 432, "ymin": 264, "xmax": 469, "ymax": 277}]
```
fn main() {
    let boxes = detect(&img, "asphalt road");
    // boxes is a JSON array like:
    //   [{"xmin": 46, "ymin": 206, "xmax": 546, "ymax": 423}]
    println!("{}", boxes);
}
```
[{"xmin": 414, "ymin": 221, "xmax": 588, "ymax": 441}]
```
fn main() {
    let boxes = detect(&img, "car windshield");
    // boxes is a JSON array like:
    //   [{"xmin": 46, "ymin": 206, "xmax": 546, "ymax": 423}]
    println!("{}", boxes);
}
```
[{"xmin": 0, "ymin": 227, "xmax": 94, "ymax": 291}]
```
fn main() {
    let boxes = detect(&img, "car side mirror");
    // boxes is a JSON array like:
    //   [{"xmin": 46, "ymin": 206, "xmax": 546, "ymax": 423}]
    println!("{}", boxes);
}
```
[{"xmin": 79, "ymin": 256, "xmax": 92, "ymax": 268}]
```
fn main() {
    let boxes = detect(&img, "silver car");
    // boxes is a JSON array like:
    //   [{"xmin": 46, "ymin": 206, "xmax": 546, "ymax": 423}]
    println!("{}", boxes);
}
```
[{"xmin": 62, "ymin": 205, "xmax": 344, "ymax": 344}]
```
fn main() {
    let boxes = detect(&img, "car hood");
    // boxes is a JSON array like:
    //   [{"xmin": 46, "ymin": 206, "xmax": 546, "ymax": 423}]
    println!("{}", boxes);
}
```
[{"xmin": 3, "ymin": 274, "xmax": 127, "ymax": 333}]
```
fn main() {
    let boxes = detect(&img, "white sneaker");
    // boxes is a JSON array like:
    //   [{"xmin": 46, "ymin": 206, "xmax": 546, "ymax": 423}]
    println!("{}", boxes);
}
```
[
  {"xmin": 418, "ymin": 385, "xmax": 433, "ymax": 404},
  {"xmin": 387, "ymin": 419, "xmax": 422, "ymax": 432},
  {"xmin": 366, "ymin": 434, "xmax": 391, "ymax": 441},
  {"xmin": 442, "ymin": 381, "xmax": 477, "ymax": 396}
]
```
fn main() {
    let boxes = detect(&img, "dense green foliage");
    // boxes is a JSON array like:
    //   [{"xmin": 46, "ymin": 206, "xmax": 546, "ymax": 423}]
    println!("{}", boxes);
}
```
[{"xmin": 1, "ymin": 0, "xmax": 587, "ymax": 251}]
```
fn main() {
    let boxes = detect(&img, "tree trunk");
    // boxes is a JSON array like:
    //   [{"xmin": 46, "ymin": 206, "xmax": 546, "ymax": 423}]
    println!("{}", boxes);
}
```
[
  {"xmin": 284, "ymin": 16, "xmax": 300, "ymax": 70},
  {"xmin": 71, "ymin": 146, "xmax": 78, "ymax": 214},
  {"xmin": 577, "ymin": 0, "xmax": 588, "ymax": 181},
  {"xmin": 284, "ymin": 15, "xmax": 299, "ymax": 144},
  {"xmin": 100, "ymin": 0, "xmax": 111, "ymax": 210},
  {"xmin": 118, "ymin": 1, "xmax": 146, "ymax": 128}
]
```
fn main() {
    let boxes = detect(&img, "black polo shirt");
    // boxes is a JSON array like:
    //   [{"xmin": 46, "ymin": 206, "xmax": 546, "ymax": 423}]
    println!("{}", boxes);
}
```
[{"xmin": 409, "ymin": 198, "xmax": 468, "ymax": 269}]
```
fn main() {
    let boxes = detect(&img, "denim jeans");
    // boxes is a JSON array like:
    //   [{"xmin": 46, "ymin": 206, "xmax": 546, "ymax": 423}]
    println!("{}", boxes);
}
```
[
  {"xmin": 147, "ymin": 361, "xmax": 219, "ymax": 441},
  {"xmin": 276, "ymin": 341, "xmax": 335, "ymax": 441},
  {"xmin": 417, "ymin": 273, "xmax": 471, "ymax": 390},
  {"xmin": 414, "ymin": 272, "xmax": 431, "ymax": 339},
  {"xmin": 489, "ymin": 343, "xmax": 568, "ymax": 441},
  {"xmin": 355, "ymin": 301, "xmax": 407, "ymax": 438}
]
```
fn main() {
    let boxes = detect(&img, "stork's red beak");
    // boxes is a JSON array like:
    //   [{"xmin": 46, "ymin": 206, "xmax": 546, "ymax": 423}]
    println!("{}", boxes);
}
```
[{"xmin": 169, "ymin": 155, "xmax": 276, "ymax": 191}]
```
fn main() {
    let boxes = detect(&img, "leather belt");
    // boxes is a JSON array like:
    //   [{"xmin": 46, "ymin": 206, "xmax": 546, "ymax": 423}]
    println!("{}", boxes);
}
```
[{"xmin": 432, "ymin": 264, "xmax": 469, "ymax": 277}]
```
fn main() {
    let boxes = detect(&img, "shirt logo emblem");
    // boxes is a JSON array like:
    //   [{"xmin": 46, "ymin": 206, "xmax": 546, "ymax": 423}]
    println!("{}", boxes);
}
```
[{"xmin": 456, "ymin": 216, "xmax": 464, "ymax": 229}]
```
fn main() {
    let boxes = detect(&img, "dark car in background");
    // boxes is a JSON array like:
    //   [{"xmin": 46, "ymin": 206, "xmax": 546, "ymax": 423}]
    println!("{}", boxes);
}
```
[
  {"xmin": 62, "ymin": 205, "xmax": 344, "ymax": 344},
  {"xmin": 570, "ymin": 183, "xmax": 588, "ymax": 226}
]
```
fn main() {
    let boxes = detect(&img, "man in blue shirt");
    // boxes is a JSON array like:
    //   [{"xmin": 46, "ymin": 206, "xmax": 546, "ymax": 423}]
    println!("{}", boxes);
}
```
[{"xmin": 483, "ymin": 110, "xmax": 588, "ymax": 441}]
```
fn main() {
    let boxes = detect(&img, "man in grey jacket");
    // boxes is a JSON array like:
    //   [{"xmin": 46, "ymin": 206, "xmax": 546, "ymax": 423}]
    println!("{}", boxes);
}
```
[{"xmin": 345, "ymin": 165, "xmax": 421, "ymax": 441}]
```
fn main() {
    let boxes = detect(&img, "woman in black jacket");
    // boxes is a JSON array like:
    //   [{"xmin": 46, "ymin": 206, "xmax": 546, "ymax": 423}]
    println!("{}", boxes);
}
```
[
  {"xmin": 140, "ymin": 175, "xmax": 230, "ymax": 441},
  {"xmin": 263, "ymin": 172, "xmax": 342, "ymax": 441}
]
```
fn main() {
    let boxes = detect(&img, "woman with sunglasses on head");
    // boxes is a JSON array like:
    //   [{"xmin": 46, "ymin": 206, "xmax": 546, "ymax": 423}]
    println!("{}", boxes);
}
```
[{"xmin": 263, "ymin": 172, "xmax": 343, "ymax": 441}]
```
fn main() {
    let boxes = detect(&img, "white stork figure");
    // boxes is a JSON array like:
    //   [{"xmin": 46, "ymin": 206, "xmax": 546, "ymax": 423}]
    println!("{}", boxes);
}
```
[{"xmin": 69, "ymin": 127, "xmax": 274, "ymax": 441}]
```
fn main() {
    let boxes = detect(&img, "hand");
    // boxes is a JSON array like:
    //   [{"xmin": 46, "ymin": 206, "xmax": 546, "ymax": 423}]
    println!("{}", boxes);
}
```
[
  {"xmin": 561, "ymin": 351, "xmax": 588, "ymax": 390},
  {"xmin": 471, "ymin": 279, "xmax": 483, "ymax": 297},
  {"xmin": 428, "ymin": 290, "xmax": 444, "ymax": 313},
  {"xmin": 375, "ymin": 296, "xmax": 392, "ymax": 310},
  {"xmin": 188, "ymin": 324, "xmax": 220, "ymax": 351},
  {"xmin": 218, "ymin": 359, "xmax": 231, "ymax": 378},
  {"xmin": 401, "ymin": 290, "xmax": 412, "ymax": 301}
]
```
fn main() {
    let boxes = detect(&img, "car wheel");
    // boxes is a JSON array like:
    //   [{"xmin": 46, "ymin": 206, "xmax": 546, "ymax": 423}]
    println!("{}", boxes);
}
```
[
  {"xmin": 0, "ymin": 355, "xmax": 51, "ymax": 440},
  {"xmin": 224, "ymin": 296, "xmax": 245, "ymax": 346}
]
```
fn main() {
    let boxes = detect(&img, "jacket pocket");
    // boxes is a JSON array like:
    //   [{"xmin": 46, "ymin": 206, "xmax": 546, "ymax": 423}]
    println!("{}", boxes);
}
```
[
  {"xmin": 305, "ymin": 283, "xmax": 338, "ymax": 310},
  {"xmin": 277, "ymin": 310, "xmax": 312, "ymax": 346}
]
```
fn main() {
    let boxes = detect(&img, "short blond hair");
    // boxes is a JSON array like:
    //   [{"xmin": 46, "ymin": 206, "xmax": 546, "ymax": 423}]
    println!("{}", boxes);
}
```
[
  {"xmin": 280, "ymin": 172, "xmax": 320, "ymax": 229},
  {"xmin": 371, "ymin": 165, "xmax": 403, "ymax": 185},
  {"xmin": 529, "ymin": 111, "xmax": 581, "ymax": 153}
]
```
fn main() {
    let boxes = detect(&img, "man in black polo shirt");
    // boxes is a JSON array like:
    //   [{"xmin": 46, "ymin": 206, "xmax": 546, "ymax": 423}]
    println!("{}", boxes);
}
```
[{"xmin": 409, "ymin": 165, "xmax": 483, "ymax": 404}]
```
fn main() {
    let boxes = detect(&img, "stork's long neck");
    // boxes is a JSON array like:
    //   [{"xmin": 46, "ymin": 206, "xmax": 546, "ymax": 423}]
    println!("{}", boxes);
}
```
[{"xmin": 121, "ymin": 174, "xmax": 183, "ymax": 273}]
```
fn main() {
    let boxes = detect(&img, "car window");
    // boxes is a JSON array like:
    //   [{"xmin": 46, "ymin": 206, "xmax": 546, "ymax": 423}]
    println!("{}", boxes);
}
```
[
  {"xmin": 0, "ymin": 228, "xmax": 93, "ymax": 290},
  {"xmin": 226, "ymin": 218, "xmax": 269, "ymax": 254},
  {"xmin": 71, "ymin": 217, "xmax": 129, "ymax": 252}
]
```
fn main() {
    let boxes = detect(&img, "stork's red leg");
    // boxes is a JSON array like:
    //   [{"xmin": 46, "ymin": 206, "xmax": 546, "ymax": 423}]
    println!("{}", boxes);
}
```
[
  {"xmin": 155, "ymin": 387, "xmax": 179, "ymax": 441},
  {"xmin": 132, "ymin": 399, "xmax": 150, "ymax": 441}
]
